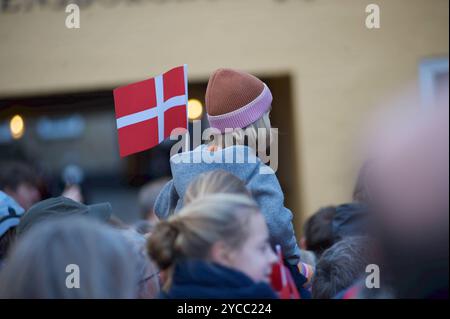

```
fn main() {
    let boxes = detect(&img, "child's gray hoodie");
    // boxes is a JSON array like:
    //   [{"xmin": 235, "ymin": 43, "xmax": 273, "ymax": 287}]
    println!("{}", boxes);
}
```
[{"xmin": 154, "ymin": 144, "xmax": 301, "ymax": 265}]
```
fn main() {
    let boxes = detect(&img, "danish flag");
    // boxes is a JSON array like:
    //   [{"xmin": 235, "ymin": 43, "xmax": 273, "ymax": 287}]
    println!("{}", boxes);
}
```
[
  {"xmin": 270, "ymin": 245, "xmax": 301, "ymax": 299},
  {"xmin": 113, "ymin": 65, "xmax": 188, "ymax": 157}
]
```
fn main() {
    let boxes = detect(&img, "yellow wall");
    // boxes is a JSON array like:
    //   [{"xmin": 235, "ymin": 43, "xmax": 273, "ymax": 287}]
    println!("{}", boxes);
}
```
[{"xmin": 1, "ymin": 0, "xmax": 448, "ymax": 222}]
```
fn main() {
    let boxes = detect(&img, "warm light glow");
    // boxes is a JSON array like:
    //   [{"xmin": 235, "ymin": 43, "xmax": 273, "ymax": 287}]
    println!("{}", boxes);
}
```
[
  {"xmin": 10, "ymin": 114, "xmax": 25, "ymax": 139},
  {"xmin": 188, "ymin": 99, "xmax": 203, "ymax": 121}
]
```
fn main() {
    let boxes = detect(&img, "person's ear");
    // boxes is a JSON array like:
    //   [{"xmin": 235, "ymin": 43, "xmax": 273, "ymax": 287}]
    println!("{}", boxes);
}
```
[{"xmin": 210, "ymin": 241, "xmax": 234, "ymax": 267}]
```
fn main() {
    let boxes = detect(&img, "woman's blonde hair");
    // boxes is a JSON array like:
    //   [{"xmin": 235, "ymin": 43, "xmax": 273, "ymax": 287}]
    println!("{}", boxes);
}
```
[
  {"xmin": 147, "ymin": 194, "xmax": 260, "ymax": 290},
  {"xmin": 184, "ymin": 170, "xmax": 251, "ymax": 205},
  {"xmin": 207, "ymin": 111, "xmax": 272, "ymax": 150}
]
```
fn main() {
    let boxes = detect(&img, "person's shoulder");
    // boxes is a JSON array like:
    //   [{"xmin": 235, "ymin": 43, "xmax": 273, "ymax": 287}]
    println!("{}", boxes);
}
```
[{"xmin": 169, "ymin": 144, "xmax": 206, "ymax": 163}]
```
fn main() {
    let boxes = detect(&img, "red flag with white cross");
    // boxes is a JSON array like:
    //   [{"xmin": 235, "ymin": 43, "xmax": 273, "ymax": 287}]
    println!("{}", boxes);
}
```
[{"xmin": 113, "ymin": 65, "xmax": 188, "ymax": 157}]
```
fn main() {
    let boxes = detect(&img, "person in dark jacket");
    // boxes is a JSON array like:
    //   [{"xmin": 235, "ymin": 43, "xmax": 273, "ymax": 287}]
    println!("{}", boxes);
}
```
[
  {"xmin": 147, "ymin": 194, "xmax": 278, "ymax": 299},
  {"xmin": 162, "ymin": 260, "xmax": 276, "ymax": 299}
]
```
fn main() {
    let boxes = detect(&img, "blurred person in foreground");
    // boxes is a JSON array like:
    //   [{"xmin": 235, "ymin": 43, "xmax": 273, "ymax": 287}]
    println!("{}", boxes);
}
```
[
  {"xmin": 370, "ymin": 107, "xmax": 448, "ymax": 298},
  {"xmin": 0, "ymin": 217, "xmax": 139, "ymax": 298},
  {"xmin": 8, "ymin": 195, "xmax": 159, "ymax": 298},
  {"xmin": 343, "ymin": 98, "xmax": 449, "ymax": 298}
]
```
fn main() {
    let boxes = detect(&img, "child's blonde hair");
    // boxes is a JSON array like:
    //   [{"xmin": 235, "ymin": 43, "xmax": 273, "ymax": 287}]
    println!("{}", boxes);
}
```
[
  {"xmin": 207, "ymin": 111, "xmax": 272, "ymax": 151},
  {"xmin": 184, "ymin": 170, "xmax": 251, "ymax": 205},
  {"xmin": 147, "ymin": 194, "xmax": 260, "ymax": 291}
]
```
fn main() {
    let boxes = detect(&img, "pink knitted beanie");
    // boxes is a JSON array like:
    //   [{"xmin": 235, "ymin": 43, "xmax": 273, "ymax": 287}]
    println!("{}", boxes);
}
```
[{"xmin": 205, "ymin": 68, "xmax": 272, "ymax": 132}]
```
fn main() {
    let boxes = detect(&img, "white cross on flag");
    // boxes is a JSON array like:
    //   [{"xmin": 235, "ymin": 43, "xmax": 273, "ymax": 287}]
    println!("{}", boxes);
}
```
[{"xmin": 113, "ymin": 65, "xmax": 188, "ymax": 157}]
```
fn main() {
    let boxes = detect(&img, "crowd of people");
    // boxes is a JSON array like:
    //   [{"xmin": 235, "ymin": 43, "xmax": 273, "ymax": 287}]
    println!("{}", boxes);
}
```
[{"xmin": 0, "ymin": 68, "xmax": 448, "ymax": 299}]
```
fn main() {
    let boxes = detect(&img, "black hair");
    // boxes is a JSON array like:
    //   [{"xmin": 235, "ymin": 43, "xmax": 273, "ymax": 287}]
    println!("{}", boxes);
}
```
[
  {"xmin": 312, "ymin": 236, "xmax": 375, "ymax": 299},
  {"xmin": 0, "ymin": 161, "xmax": 39, "ymax": 192},
  {"xmin": 303, "ymin": 206, "xmax": 336, "ymax": 256}
]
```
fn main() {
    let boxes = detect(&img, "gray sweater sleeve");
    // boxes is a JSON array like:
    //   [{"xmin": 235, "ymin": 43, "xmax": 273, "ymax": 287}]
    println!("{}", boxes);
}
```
[
  {"xmin": 248, "ymin": 172, "xmax": 301, "ymax": 265},
  {"xmin": 153, "ymin": 179, "xmax": 179, "ymax": 220}
]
